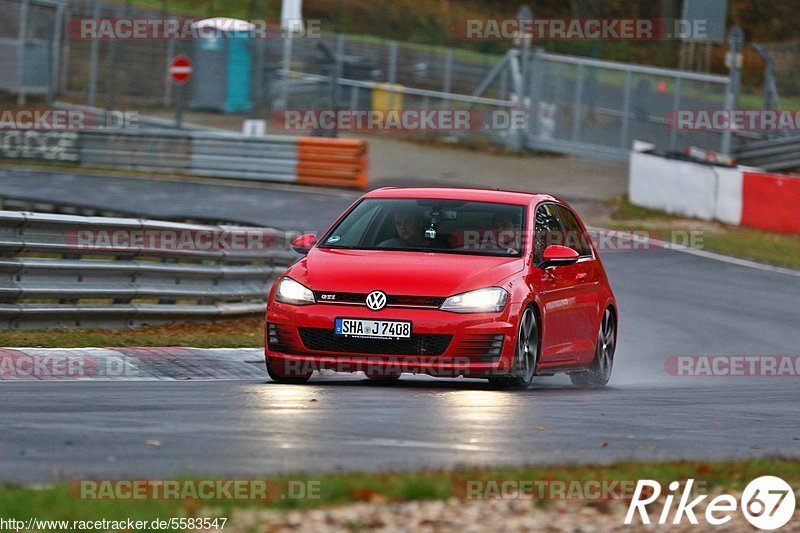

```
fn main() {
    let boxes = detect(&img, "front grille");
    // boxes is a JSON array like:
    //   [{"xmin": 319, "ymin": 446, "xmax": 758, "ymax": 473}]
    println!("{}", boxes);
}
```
[
  {"xmin": 452, "ymin": 334, "xmax": 504, "ymax": 362},
  {"xmin": 313, "ymin": 291, "xmax": 445, "ymax": 308},
  {"xmin": 298, "ymin": 327, "xmax": 452, "ymax": 356}
]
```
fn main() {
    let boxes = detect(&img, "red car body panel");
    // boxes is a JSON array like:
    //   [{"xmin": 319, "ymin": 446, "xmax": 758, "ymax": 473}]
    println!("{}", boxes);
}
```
[
  {"xmin": 300, "ymin": 250, "xmax": 526, "ymax": 299},
  {"xmin": 266, "ymin": 187, "xmax": 616, "ymax": 380}
]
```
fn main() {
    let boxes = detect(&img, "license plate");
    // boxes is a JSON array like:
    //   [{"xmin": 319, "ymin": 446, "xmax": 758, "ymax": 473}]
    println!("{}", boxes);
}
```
[{"xmin": 334, "ymin": 318, "xmax": 411, "ymax": 339}]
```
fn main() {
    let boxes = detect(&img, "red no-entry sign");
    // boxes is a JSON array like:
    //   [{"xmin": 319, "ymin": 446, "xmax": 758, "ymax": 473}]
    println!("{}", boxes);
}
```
[{"xmin": 169, "ymin": 56, "xmax": 193, "ymax": 84}]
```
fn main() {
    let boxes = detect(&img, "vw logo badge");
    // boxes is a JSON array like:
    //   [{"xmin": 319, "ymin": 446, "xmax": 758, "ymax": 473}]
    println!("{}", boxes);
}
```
[{"xmin": 366, "ymin": 290, "xmax": 387, "ymax": 311}]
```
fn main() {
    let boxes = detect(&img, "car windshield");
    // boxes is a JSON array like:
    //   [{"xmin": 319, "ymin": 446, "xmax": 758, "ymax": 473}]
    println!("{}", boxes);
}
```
[{"xmin": 319, "ymin": 198, "xmax": 526, "ymax": 256}]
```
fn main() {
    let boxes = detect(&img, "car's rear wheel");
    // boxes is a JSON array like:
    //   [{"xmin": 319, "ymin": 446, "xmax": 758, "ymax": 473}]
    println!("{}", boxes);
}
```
[
  {"xmin": 266, "ymin": 355, "xmax": 313, "ymax": 384},
  {"xmin": 570, "ymin": 307, "xmax": 615, "ymax": 388},
  {"xmin": 489, "ymin": 306, "xmax": 538, "ymax": 390}
]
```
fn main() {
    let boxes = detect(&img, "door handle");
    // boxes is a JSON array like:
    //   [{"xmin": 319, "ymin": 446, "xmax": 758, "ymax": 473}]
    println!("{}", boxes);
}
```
[{"xmin": 576, "ymin": 272, "xmax": 588, "ymax": 282}]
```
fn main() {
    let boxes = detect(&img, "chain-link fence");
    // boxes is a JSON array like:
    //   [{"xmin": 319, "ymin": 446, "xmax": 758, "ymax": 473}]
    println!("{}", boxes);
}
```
[
  {"xmin": 1, "ymin": 0, "xmax": 771, "ymax": 161},
  {"xmin": 760, "ymin": 41, "xmax": 800, "ymax": 101},
  {"xmin": 2, "ymin": 0, "xmax": 529, "ymax": 109},
  {"xmin": 528, "ymin": 51, "xmax": 730, "ymax": 159}
]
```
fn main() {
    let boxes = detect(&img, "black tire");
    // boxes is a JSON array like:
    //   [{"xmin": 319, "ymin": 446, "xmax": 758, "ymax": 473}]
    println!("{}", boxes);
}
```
[
  {"xmin": 266, "ymin": 356, "xmax": 312, "ymax": 384},
  {"xmin": 570, "ymin": 307, "xmax": 616, "ymax": 388},
  {"xmin": 488, "ymin": 306, "xmax": 538, "ymax": 390}
]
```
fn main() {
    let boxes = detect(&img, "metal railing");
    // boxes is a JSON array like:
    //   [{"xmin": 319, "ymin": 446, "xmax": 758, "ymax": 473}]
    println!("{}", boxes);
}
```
[
  {"xmin": 2, "ymin": 0, "xmax": 757, "ymax": 161},
  {"xmin": 525, "ymin": 49, "xmax": 732, "ymax": 160},
  {"xmin": 0, "ymin": 126, "xmax": 369, "ymax": 188},
  {"xmin": 0, "ymin": 210, "xmax": 295, "ymax": 329},
  {"xmin": 734, "ymin": 135, "xmax": 800, "ymax": 171},
  {"xmin": 80, "ymin": 129, "xmax": 300, "ymax": 183}
]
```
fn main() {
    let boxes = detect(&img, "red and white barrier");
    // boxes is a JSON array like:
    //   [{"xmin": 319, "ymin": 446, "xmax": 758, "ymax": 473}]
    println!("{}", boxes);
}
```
[
  {"xmin": 629, "ymin": 146, "xmax": 800, "ymax": 233},
  {"xmin": 741, "ymin": 171, "xmax": 800, "ymax": 233}
]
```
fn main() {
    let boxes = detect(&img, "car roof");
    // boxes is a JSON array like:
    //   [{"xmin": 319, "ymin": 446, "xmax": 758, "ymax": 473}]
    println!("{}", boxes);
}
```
[{"xmin": 364, "ymin": 187, "xmax": 558, "ymax": 206}]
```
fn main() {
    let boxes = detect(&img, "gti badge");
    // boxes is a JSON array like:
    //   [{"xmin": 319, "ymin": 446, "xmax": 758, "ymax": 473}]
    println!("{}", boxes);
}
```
[{"xmin": 366, "ymin": 290, "xmax": 387, "ymax": 311}]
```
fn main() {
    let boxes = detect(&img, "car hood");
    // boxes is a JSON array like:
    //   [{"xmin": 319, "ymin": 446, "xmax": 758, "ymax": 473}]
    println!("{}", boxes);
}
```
[{"xmin": 287, "ymin": 248, "xmax": 525, "ymax": 297}]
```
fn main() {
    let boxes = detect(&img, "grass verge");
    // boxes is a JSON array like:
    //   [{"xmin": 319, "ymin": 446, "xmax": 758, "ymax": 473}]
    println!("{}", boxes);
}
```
[
  {"xmin": 1, "ymin": 459, "xmax": 797, "ymax": 521},
  {"xmin": 0, "ymin": 318, "xmax": 264, "ymax": 348},
  {"xmin": 605, "ymin": 197, "xmax": 800, "ymax": 270}
]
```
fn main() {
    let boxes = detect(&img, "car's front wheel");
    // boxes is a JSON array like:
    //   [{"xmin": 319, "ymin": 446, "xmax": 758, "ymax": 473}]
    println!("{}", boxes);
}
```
[
  {"xmin": 489, "ymin": 306, "xmax": 538, "ymax": 390},
  {"xmin": 266, "ymin": 355, "xmax": 313, "ymax": 384},
  {"xmin": 570, "ymin": 307, "xmax": 615, "ymax": 388}
]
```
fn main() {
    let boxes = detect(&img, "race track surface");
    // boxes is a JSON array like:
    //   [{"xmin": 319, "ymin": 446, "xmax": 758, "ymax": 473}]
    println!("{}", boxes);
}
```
[
  {"xmin": 0, "ymin": 168, "xmax": 357, "ymax": 230},
  {"xmin": 1, "ymin": 170, "xmax": 798, "ymax": 482},
  {"xmin": 1, "ymin": 247, "xmax": 798, "ymax": 482}
]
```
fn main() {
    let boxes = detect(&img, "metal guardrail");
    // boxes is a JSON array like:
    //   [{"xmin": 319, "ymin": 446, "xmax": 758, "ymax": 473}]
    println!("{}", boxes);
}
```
[
  {"xmin": 0, "ymin": 210, "xmax": 296, "ymax": 329},
  {"xmin": 81, "ymin": 129, "xmax": 301, "ymax": 183},
  {"xmin": 0, "ymin": 126, "xmax": 369, "ymax": 189},
  {"xmin": 0, "ymin": 194, "xmax": 250, "ymax": 227},
  {"xmin": 734, "ymin": 135, "xmax": 800, "ymax": 171}
]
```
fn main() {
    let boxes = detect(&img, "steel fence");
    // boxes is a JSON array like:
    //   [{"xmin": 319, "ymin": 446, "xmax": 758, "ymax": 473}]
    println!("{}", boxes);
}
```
[
  {"xmin": 0, "ymin": 0, "xmax": 777, "ymax": 162},
  {"xmin": 0, "ymin": 210, "xmax": 295, "ymax": 328},
  {"xmin": 760, "ymin": 41, "xmax": 800, "ymax": 101},
  {"xmin": 526, "ymin": 50, "xmax": 731, "ymax": 160},
  {"xmin": 0, "ymin": 125, "xmax": 369, "ymax": 188}
]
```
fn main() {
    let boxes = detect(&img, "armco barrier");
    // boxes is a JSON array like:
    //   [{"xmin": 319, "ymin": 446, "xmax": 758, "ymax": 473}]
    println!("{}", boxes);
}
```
[
  {"xmin": 0, "ymin": 210, "xmax": 295, "ymax": 329},
  {"xmin": 629, "ymin": 145, "xmax": 800, "ymax": 234},
  {"xmin": 0, "ymin": 129, "xmax": 369, "ymax": 190}
]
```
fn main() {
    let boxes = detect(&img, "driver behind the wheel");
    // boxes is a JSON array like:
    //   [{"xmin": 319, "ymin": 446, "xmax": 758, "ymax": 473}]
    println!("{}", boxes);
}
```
[{"xmin": 378, "ymin": 209, "xmax": 440, "ymax": 248}]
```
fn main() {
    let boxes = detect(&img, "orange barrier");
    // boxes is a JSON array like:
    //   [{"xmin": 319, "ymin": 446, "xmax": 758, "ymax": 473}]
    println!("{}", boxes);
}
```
[{"xmin": 296, "ymin": 137, "xmax": 368, "ymax": 189}]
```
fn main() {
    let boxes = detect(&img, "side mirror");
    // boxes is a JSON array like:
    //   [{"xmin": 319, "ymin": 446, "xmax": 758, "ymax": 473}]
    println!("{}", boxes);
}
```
[
  {"xmin": 291, "ymin": 233, "xmax": 317, "ymax": 255},
  {"xmin": 540, "ymin": 245, "xmax": 580, "ymax": 267}
]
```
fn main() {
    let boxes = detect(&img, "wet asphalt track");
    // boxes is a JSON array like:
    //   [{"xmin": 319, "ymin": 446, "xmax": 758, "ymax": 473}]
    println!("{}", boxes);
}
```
[
  {"xmin": 1, "ymin": 171, "xmax": 800, "ymax": 482},
  {"xmin": 0, "ymin": 168, "xmax": 357, "ymax": 229}
]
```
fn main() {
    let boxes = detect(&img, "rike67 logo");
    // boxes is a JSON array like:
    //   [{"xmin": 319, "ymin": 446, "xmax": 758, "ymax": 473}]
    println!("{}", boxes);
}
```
[{"xmin": 626, "ymin": 476, "xmax": 796, "ymax": 530}]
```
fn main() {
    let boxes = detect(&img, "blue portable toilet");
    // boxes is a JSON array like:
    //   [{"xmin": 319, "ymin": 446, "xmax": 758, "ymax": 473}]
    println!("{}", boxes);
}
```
[{"xmin": 189, "ymin": 18, "xmax": 253, "ymax": 113}]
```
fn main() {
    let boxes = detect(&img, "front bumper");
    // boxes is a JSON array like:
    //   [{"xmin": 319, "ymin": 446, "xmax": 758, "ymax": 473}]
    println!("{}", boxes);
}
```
[{"xmin": 265, "ymin": 300, "xmax": 521, "ymax": 378}]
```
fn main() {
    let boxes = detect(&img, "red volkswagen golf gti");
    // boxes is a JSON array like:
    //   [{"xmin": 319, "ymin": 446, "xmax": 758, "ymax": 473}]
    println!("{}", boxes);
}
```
[{"xmin": 265, "ymin": 187, "xmax": 617, "ymax": 389}]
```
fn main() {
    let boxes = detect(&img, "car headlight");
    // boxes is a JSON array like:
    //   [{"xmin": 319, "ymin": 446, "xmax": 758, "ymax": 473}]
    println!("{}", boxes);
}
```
[
  {"xmin": 440, "ymin": 287, "xmax": 508, "ymax": 313},
  {"xmin": 275, "ymin": 277, "xmax": 315, "ymax": 305}
]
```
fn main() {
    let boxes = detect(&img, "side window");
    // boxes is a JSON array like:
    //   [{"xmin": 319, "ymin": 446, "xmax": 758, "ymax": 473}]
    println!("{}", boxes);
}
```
[
  {"xmin": 554, "ymin": 205, "xmax": 592, "ymax": 257},
  {"xmin": 534, "ymin": 203, "xmax": 563, "ymax": 264},
  {"xmin": 325, "ymin": 203, "xmax": 381, "ymax": 246}
]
